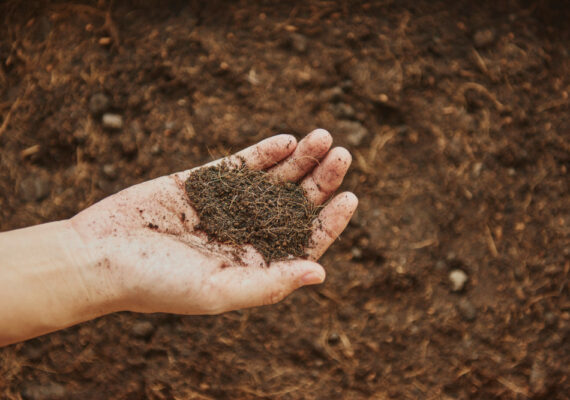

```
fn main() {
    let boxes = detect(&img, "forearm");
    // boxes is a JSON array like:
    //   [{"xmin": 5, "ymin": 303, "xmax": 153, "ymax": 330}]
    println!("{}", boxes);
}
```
[{"xmin": 0, "ymin": 220, "xmax": 115, "ymax": 346}]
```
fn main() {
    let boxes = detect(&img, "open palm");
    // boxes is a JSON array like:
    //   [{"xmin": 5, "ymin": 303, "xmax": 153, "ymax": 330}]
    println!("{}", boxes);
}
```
[{"xmin": 71, "ymin": 130, "xmax": 357, "ymax": 315}]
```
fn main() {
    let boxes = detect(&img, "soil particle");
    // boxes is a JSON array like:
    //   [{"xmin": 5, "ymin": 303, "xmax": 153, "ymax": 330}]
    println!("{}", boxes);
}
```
[
  {"xmin": 102, "ymin": 164, "xmax": 118, "ymax": 180},
  {"xmin": 102, "ymin": 113, "xmax": 124, "ymax": 130},
  {"xmin": 337, "ymin": 120, "xmax": 369, "ymax": 146},
  {"xmin": 319, "ymin": 86, "xmax": 344, "ymax": 103},
  {"xmin": 22, "ymin": 382, "xmax": 66, "ymax": 400},
  {"xmin": 19, "ymin": 174, "xmax": 50, "ymax": 202},
  {"xmin": 449, "ymin": 269, "xmax": 468, "ymax": 292},
  {"xmin": 289, "ymin": 33, "xmax": 308, "ymax": 53},
  {"xmin": 328, "ymin": 102, "xmax": 356, "ymax": 119},
  {"xmin": 185, "ymin": 161, "xmax": 319, "ymax": 263},
  {"xmin": 351, "ymin": 246, "xmax": 363, "ymax": 259},
  {"xmin": 434, "ymin": 260, "xmax": 447, "ymax": 271},
  {"xmin": 89, "ymin": 93, "xmax": 110, "ymax": 115},
  {"xmin": 530, "ymin": 359, "xmax": 547, "ymax": 395},
  {"xmin": 131, "ymin": 320, "xmax": 156, "ymax": 339},
  {"xmin": 544, "ymin": 311, "xmax": 558, "ymax": 327},
  {"xmin": 473, "ymin": 28, "xmax": 496, "ymax": 48},
  {"xmin": 457, "ymin": 298, "xmax": 477, "ymax": 321}
]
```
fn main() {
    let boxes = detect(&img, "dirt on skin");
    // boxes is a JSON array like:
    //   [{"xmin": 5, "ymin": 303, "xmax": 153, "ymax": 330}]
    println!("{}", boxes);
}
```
[
  {"xmin": 185, "ymin": 161, "xmax": 319, "ymax": 263},
  {"xmin": 1, "ymin": 1, "xmax": 569, "ymax": 399}
]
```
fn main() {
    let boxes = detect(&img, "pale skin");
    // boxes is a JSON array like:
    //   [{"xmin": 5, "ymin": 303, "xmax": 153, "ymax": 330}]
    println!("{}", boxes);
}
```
[{"xmin": 0, "ymin": 129, "xmax": 357, "ymax": 347}]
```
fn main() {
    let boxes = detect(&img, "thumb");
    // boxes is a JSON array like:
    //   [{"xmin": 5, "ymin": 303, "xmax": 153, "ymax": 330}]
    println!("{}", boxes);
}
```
[{"xmin": 220, "ymin": 260, "xmax": 326, "ymax": 311}]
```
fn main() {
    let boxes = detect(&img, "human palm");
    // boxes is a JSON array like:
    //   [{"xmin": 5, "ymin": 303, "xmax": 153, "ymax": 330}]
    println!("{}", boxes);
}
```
[{"xmin": 71, "ymin": 130, "xmax": 357, "ymax": 315}]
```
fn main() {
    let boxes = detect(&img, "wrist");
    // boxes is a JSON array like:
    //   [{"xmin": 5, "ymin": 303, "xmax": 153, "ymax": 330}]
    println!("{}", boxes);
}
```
[
  {"xmin": 65, "ymin": 218, "xmax": 124, "ymax": 315},
  {"xmin": 0, "ymin": 219, "xmax": 120, "ymax": 345}
]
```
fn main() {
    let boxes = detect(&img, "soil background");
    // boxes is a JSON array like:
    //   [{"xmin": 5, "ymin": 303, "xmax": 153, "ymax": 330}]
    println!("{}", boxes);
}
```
[{"xmin": 1, "ymin": 1, "xmax": 569, "ymax": 399}]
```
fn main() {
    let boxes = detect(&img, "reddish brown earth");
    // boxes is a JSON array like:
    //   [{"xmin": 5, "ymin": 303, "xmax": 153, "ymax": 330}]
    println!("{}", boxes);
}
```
[
  {"xmin": 1, "ymin": 1, "xmax": 569, "ymax": 399},
  {"xmin": 185, "ymin": 162, "xmax": 319, "ymax": 263}
]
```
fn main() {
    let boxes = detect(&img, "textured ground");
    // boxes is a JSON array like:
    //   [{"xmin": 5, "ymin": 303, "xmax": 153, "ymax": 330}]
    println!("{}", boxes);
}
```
[{"xmin": 1, "ymin": 1, "xmax": 569, "ymax": 399}]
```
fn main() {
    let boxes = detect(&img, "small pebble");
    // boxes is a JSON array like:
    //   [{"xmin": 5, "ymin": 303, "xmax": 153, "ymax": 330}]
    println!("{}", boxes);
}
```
[
  {"xmin": 150, "ymin": 144, "xmax": 161, "ymax": 155},
  {"xmin": 473, "ymin": 28, "xmax": 495, "ymax": 48},
  {"xmin": 544, "ymin": 311, "xmax": 558, "ymax": 327},
  {"xmin": 434, "ymin": 260, "xmax": 446, "ymax": 271},
  {"xmin": 319, "ymin": 86, "xmax": 344, "ymax": 103},
  {"xmin": 102, "ymin": 164, "xmax": 117, "ymax": 180},
  {"xmin": 378, "ymin": 93, "xmax": 389, "ymax": 103},
  {"xmin": 22, "ymin": 382, "xmax": 66, "ymax": 400},
  {"xmin": 97, "ymin": 179, "xmax": 114, "ymax": 193},
  {"xmin": 329, "ymin": 102, "xmax": 355, "ymax": 119},
  {"xmin": 89, "ymin": 92, "xmax": 110, "ymax": 115},
  {"xmin": 513, "ymin": 265, "xmax": 525, "ymax": 280},
  {"xmin": 457, "ymin": 298, "xmax": 477, "ymax": 321},
  {"xmin": 351, "ymin": 247, "xmax": 363, "ymax": 259},
  {"xmin": 290, "ymin": 33, "xmax": 307, "ymax": 53},
  {"xmin": 131, "ymin": 320, "xmax": 155, "ymax": 338},
  {"xmin": 340, "ymin": 80, "xmax": 353, "ymax": 91},
  {"xmin": 102, "ymin": 113, "xmax": 123, "ymax": 130},
  {"xmin": 20, "ymin": 175, "xmax": 50, "ymax": 202},
  {"xmin": 472, "ymin": 162, "xmax": 483, "ymax": 177},
  {"xmin": 337, "ymin": 120, "xmax": 369, "ymax": 147},
  {"xmin": 327, "ymin": 332, "xmax": 340, "ymax": 344},
  {"xmin": 98, "ymin": 37, "xmax": 112, "ymax": 46},
  {"xmin": 449, "ymin": 269, "xmax": 468, "ymax": 292},
  {"xmin": 73, "ymin": 129, "xmax": 88, "ymax": 143}
]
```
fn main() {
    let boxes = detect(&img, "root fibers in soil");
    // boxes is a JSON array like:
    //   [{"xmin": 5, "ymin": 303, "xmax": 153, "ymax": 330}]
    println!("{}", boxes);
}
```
[{"xmin": 185, "ymin": 162, "xmax": 319, "ymax": 263}]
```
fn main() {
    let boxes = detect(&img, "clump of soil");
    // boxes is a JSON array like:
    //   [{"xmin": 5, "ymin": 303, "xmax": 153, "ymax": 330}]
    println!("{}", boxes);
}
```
[{"xmin": 184, "ymin": 161, "xmax": 319, "ymax": 263}]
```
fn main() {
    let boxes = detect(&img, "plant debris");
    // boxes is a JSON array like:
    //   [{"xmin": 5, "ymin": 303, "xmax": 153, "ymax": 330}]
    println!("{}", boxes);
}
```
[{"xmin": 184, "ymin": 161, "xmax": 320, "ymax": 263}]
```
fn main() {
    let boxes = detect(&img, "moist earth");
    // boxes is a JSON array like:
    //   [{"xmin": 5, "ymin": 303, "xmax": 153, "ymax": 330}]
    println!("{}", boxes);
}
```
[
  {"xmin": 185, "ymin": 161, "xmax": 318, "ymax": 263},
  {"xmin": 0, "ymin": 1, "xmax": 569, "ymax": 399}
]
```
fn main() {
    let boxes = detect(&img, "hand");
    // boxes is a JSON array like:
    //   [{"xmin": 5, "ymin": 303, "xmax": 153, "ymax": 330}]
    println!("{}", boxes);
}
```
[{"xmin": 71, "ymin": 129, "xmax": 357, "ymax": 315}]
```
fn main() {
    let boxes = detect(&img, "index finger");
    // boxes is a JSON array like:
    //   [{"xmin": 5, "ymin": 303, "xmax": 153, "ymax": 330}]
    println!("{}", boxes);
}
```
[{"xmin": 174, "ymin": 134, "xmax": 298, "ymax": 181}]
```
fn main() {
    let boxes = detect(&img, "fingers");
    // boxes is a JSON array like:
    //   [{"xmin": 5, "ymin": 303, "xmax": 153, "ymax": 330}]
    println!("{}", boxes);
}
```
[
  {"xmin": 301, "ymin": 147, "xmax": 352, "ymax": 205},
  {"xmin": 174, "ymin": 134, "xmax": 297, "ymax": 181},
  {"xmin": 268, "ymin": 129, "xmax": 332, "ymax": 182},
  {"xmin": 217, "ymin": 259, "xmax": 326, "ymax": 311},
  {"xmin": 221, "ymin": 134, "xmax": 297, "ymax": 170},
  {"xmin": 305, "ymin": 192, "xmax": 358, "ymax": 261}
]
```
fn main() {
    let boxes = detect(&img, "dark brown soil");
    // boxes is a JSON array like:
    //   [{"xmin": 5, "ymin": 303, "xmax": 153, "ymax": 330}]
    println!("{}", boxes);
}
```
[
  {"xmin": 1, "ymin": 1, "xmax": 569, "ymax": 399},
  {"xmin": 185, "ymin": 161, "xmax": 318, "ymax": 263}
]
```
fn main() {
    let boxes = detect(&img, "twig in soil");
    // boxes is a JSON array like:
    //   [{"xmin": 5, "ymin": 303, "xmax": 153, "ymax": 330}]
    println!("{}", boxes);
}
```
[
  {"xmin": 485, "ymin": 224, "xmax": 498, "ymax": 258},
  {"xmin": 0, "ymin": 98, "xmax": 21, "ymax": 138},
  {"xmin": 104, "ymin": 2, "xmax": 121, "ymax": 50},
  {"xmin": 0, "ymin": 64, "xmax": 6, "ymax": 86},
  {"xmin": 457, "ymin": 82, "xmax": 507, "ymax": 112}
]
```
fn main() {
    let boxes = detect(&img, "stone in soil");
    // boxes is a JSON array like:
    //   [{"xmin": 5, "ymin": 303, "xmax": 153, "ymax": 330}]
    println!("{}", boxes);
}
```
[
  {"xmin": 89, "ymin": 92, "xmax": 110, "ymax": 115},
  {"xmin": 336, "ymin": 120, "xmax": 369, "ymax": 147},
  {"xmin": 102, "ymin": 164, "xmax": 118, "ymax": 180},
  {"xmin": 473, "ymin": 28, "xmax": 495, "ymax": 48},
  {"xmin": 102, "ymin": 113, "xmax": 123, "ymax": 130},
  {"xmin": 131, "ymin": 320, "xmax": 155, "ymax": 339},
  {"xmin": 20, "ymin": 174, "xmax": 50, "ymax": 202},
  {"xmin": 319, "ymin": 86, "xmax": 343, "ymax": 103},
  {"xmin": 289, "ymin": 33, "xmax": 308, "ymax": 53},
  {"xmin": 457, "ymin": 298, "xmax": 477, "ymax": 321},
  {"xmin": 449, "ymin": 269, "xmax": 468, "ymax": 292}
]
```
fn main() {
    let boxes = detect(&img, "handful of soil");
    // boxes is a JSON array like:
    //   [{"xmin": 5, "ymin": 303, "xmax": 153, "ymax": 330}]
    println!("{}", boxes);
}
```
[
  {"xmin": 184, "ymin": 162, "xmax": 320, "ymax": 263},
  {"xmin": 185, "ymin": 162, "xmax": 319, "ymax": 263}
]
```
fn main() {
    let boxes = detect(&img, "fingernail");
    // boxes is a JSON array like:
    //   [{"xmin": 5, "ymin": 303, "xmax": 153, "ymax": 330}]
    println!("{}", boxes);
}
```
[{"xmin": 299, "ymin": 271, "xmax": 324, "ymax": 286}]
